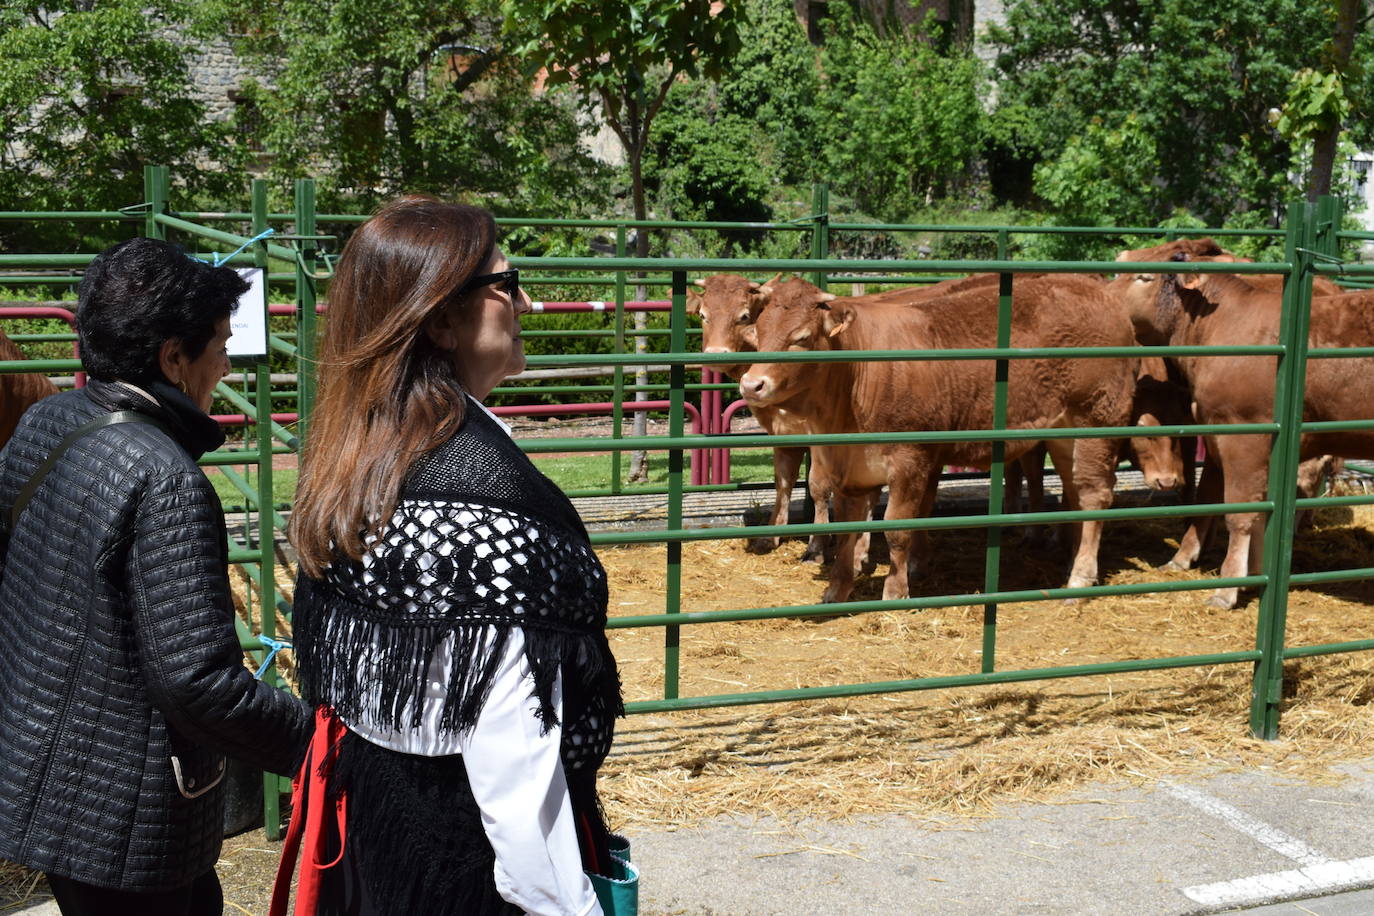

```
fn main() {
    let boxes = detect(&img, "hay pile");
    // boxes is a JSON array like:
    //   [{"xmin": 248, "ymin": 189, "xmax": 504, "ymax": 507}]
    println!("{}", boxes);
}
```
[
  {"xmin": 595, "ymin": 502, "xmax": 1374, "ymax": 829},
  {"xmin": 220, "ymin": 498, "xmax": 1374, "ymax": 832}
]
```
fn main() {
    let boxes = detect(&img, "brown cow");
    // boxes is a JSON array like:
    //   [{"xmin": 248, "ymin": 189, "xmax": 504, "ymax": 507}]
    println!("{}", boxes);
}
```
[
  {"xmin": 688, "ymin": 272, "xmax": 1011, "ymax": 565},
  {"xmin": 0, "ymin": 329, "xmax": 59, "ymax": 445},
  {"xmin": 688, "ymin": 273, "xmax": 833, "ymax": 559},
  {"xmin": 737, "ymin": 276, "xmax": 1139, "ymax": 604},
  {"xmin": 1110, "ymin": 238, "xmax": 1374, "ymax": 607}
]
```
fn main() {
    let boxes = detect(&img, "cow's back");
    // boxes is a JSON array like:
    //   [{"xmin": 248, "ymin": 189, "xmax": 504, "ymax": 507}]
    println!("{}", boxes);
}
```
[{"xmin": 840, "ymin": 276, "xmax": 1136, "ymax": 445}]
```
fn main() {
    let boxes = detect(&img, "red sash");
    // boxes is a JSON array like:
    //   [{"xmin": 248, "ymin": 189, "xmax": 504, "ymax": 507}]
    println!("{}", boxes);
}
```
[{"xmin": 270, "ymin": 707, "xmax": 348, "ymax": 916}]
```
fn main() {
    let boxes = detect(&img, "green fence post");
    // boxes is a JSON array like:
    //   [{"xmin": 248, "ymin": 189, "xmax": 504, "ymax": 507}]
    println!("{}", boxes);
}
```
[
  {"xmin": 294, "ymin": 179, "xmax": 318, "ymax": 446},
  {"xmin": 1249, "ymin": 200, "xmax": 1318, "ymax": 739},
  {"xmin": 143, "ymin": 166, "xmax": 168, "ymax": 240},
  {"xmin": 982, "ymin": 231, "xmax": 1012, "ymax": 673},
  {"xmin": 251, "ymin": 179, "xmax": 286, "ymax": 838},
  {"xmin": 810, "ymin": 183, "xmax": 829, "ymax": 290},
  {"xmin": 664, "ymin": 271, "xmax": 687, "ymax": 700},
  {"xmin": 612, "ymin": 225, "xmax": 627, "ymax": 494}
]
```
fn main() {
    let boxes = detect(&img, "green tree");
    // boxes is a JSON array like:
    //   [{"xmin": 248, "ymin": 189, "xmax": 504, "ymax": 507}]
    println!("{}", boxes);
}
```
[
  {"xmin": 0, "ymin": 1, "xmax": 244, "ymax": 250},
  {"xmin": 818, "ymin": 14, "xmax": 987, "ymax": 221},
  {"xmin": 1272, "ymin": 0, "xmax": 1370, "ymax": 200},
  {"xmin": 500, "ymin": 0, "xmax": 741, "ymax": 479},
  {"xmin": 714, "ymin": 0, "xmax": 823, "ymax": 187},
  {"xmin": 218, "ymin": 0, "xmax": 607, "ymax": 218},
  {"xmin": 988, "ymin": 0, "xmax": 1369, "ymax": 227},
  {"xmin": 500, "ymin": 0, "xmax": 742, "ymax": 250}
]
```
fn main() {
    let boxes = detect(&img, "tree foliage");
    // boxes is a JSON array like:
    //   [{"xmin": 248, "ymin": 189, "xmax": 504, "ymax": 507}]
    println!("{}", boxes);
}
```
[
  {"xmin": 0, "ymin": 1, "xmax": 243, "ymax": 250},
  {"xmin": 988, "ymin": 0, "xmax": 1372, "ymax": 228},
  {"xmin": 500, "ymin": 0, "xmax": 743, "ymax": 250},
  {"xmin": 818, "ymin": 13, "xmax": 987, "ymax": 221},
  {"xmin": 217, "ymin": 0, "xmax": 609, "ymax": 220}
]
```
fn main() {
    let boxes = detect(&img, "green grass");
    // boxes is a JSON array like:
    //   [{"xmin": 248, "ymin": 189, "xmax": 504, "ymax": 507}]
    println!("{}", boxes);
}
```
[
  {"xmin": 205, "ymin": 447, "xmax": 781, "ymax": 510},
  {"xmin": 205, "ymin": 466, "xmax": 299, "ymax": 511},
  {"xmin": 529, "ymin": 447, "xmax": 777, "ymax": 491}
]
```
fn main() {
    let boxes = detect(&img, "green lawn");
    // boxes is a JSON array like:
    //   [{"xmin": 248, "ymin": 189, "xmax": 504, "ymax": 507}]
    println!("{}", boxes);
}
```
[{"xmin": 206, "ymin": 447, "xmax": 781, "ymax": 510}]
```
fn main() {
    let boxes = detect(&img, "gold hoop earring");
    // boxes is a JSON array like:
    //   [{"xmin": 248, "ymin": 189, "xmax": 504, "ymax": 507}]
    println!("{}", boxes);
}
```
[{"xmin": 175, "ymin": 379, "xmax": 188, "ymax": 395}]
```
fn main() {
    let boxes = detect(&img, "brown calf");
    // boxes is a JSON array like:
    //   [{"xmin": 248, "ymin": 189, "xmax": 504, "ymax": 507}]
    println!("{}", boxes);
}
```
[
  {"xmin": 1111, "ymin": 238, "xmax": 1374, "ymax": 608},
  {"xmin": 737, "ymin": 276, "xmax": 1139, "ymax": 604}
]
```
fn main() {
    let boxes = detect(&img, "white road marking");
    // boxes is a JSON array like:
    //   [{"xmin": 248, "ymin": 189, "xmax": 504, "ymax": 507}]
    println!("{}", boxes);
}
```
[
  {"xmin": 1166, "ymin": 781, "xmax": 1374, "ymax": 908},
  {"xmin": 1164, "ymin": 781, "xmax": 1330, "ymax": 867},
  {"xmin": 1181, "ymin": 856, "xmax": 1374, "ymax": 908}
]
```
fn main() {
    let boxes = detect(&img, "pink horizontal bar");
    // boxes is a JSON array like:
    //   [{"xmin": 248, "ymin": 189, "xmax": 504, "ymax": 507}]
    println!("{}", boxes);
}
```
[{"xmin": 212, "ymin": 412, "xmax": 298, "ymax": 427}]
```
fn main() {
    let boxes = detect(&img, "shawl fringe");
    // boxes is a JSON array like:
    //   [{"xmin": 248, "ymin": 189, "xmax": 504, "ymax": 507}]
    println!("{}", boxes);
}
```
[{"xmin": 294, "ymin": 577, "xmax": 621, "ymax": 739}]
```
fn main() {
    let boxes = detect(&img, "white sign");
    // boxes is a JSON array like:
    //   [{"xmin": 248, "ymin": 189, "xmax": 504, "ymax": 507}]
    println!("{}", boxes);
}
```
[{"xmin": 230, "ymin": 267, "xmax": 268, "ymax": 358}]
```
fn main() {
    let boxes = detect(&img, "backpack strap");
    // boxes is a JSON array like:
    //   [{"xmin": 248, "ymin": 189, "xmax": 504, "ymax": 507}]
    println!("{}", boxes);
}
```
[{"xmin": 11, "ymin": 410, "xmax": 174, "ymax": 530}]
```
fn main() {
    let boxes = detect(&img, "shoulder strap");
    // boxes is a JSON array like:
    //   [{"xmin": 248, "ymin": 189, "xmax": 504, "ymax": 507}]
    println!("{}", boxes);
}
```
[{"xmin": 11, "ymin": 410, "xmax": 174, "ymax": 530}]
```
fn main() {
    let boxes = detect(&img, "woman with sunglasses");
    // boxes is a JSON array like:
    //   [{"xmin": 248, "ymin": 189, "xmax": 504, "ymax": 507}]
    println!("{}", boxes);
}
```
[{"xmin": 280, "ymin": 196, "xmax": 623, "ymax": 916}]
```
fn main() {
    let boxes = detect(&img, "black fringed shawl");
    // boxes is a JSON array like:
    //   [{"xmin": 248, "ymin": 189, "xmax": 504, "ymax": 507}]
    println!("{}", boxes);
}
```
[{"xmin": 293, "ymin": 404, "xmax": 622, "ymax": 774}]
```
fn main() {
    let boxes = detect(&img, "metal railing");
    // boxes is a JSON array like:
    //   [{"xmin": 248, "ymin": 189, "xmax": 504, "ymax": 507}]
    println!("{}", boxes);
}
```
[{"xmin": 3, "ymin": 171, "xmax": 1374, "ymax": 831}]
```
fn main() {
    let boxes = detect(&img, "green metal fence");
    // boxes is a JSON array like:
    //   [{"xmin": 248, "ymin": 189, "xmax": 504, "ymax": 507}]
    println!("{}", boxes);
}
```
[{"xmin": 3, "ymin": 170, "xmax": 1374, "ymax": 832}]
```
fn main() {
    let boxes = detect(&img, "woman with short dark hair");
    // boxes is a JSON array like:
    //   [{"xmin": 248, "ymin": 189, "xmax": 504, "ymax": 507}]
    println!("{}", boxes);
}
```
[
  {"xmin": 0, "ymin": 236, "xmax": 311, "ymax": 916},
  {"xmin": 283, "ymin": 196, "xmax": 624, "ymax": 915}
]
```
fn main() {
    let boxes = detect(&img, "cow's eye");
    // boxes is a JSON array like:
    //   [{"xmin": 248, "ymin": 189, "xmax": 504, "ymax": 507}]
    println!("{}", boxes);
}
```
[
  {"xmin": 1136, "ymin": 274, "xmax": 1154, "ymax": 282},
  {"xmin": 699, "ymin": 312, "xmax": 710, "ymax": 323},
  {"xmin": 736, "ymin": 311, "xmax": 750, "ymax": 324}
]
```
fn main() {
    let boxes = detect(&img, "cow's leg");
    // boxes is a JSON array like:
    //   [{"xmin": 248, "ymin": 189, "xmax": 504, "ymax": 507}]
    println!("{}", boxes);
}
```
[
  {"xmin": 880, "ymin": 448, "xmax": 936, "ymax": 602},
  {"xmin": 1063, "ymin": 438, "xmax": 1117, "ymax": 590},
  {"xmin": 821, "ymin": 490, "xmax": 869, "ymax": 604},
  {"xmin": 1016, "ymin": 445, "xmax": 1055, "ymax": 549},
  {"xmin": 1164, "ymin": 457, "xmax": 1221, "ymax": 571},
  {"xmin": 801, "ymin": 453, "xmax": 831, "ymax": 564},
  {"xmin": 1043, "ymin": 439, "xmax": 1078, "ymax": 561},
  {"xmin": 853, "ymin": 487, "xmax": 880, "ymax": 576},
  {"xmin": 802, "ymin": 480, "xmax": 830, "ymax": 563},
  {"xmin": 1004, "ymin": 456, "xmax": 1025, "ymax": 514},
  {"xmin": 747, "ymin": 445, "xmax": 806, "ymax": 554},
  {"xmin": 1207, "ymin": 435, "xmax": 1270, "ymax": 609}
]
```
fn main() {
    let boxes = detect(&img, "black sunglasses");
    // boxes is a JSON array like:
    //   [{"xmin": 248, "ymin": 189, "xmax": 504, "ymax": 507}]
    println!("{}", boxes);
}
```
[{"xmin": 460, "ymin": 268, "xmax": 520, "ymax": 300}]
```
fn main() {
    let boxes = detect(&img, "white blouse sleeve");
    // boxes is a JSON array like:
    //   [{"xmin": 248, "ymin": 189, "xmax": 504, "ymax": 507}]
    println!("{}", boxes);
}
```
[{"xmin": 458, "ymin": 627, "xmax": 604, "ymax": 916}]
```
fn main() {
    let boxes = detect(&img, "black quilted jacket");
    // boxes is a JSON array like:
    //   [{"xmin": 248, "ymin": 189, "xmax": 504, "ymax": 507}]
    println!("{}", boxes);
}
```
[{"xmin": 0, "ymin": 381, "xmax": 310, "ymax": 891}]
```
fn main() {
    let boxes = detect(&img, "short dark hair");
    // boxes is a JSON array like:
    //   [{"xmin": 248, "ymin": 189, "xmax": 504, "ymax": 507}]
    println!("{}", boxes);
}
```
[{"xmin": 76, "ymin": 237, "xmax": 248, "ymax": 384}]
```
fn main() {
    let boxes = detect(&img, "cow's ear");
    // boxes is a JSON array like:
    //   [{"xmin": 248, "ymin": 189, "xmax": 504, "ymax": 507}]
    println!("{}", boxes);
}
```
[
  {"xmin": 758, "ymin": 272, "xmax": 783, "ymax": 296},
  {"xmin": 823, "ymin": 303, "xmax": 854, "ymax": 338},
  {"xmin": 747, "ymin": 285, "xmax": 772, "ymax": 316},
  {"xmin": 741, "ymin": 324, "xmax": 759, "ymax": 347},
  {"xmin": 686, "ymin": 287, "xmax": 703, "ymax": 315}
]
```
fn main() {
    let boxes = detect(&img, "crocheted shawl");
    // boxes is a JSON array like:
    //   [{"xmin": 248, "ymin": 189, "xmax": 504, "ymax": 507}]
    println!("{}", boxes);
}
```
[{"xmin": 293, "ymin": 404, "xmax": 622, "ymax": 771}]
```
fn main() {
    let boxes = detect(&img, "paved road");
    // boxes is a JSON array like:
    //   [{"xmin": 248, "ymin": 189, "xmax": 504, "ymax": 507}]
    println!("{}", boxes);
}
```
[
  {"xmin": 9, "ymin": 757, "xmax": 1374, "ymax": 914},
  {"xmin": 627, "ymin": 759, "xmax": 1374, "ymax": 915}
]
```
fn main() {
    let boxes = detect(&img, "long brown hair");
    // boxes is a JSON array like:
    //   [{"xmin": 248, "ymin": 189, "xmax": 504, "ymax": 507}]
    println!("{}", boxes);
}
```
[{"xmin": 290, "ymin": 196, "xmax": 496, "ymax": 577}]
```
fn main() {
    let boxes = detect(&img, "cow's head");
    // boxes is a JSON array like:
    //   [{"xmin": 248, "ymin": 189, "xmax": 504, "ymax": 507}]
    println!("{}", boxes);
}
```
[
  {"xmin": 738, "ymin": 278, "xmax": 849, "ymax": 407},
  {"xmin": 686, "ymin": 274, "xmax": 779, "ymax": 374},
  {"xmin": 1128, "ymin": 358, "xmax": 1189, "ymax": 492},
  {"xmin": 1109, "ymin": 238, "xmax": 1227, "ymax": 343}
]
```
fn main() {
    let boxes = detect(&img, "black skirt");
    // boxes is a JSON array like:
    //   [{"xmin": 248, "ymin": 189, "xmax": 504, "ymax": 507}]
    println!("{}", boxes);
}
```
[{"xmin": 314, "ymin": 730, "xmax": 522, "ymax": 916}]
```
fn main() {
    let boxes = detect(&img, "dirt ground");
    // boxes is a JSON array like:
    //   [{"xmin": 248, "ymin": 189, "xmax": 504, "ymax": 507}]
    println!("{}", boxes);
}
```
[
  {"xmin": 8, "ymin": 495, "xmax": 1374, "ymax": 914},
  {"xmin": 593, "ymin": 498, "xmax": 1374, "ymax": 831}
]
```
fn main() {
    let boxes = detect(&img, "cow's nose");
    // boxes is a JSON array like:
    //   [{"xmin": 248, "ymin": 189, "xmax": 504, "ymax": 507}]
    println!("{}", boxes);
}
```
[
  {"xmin": 740, "ymin": 374, "xmax": 767, "ymax": 400},
  {"xmin": 704, "ymin": 346, "xmax": 732, "ymax": 354},
  {"xmin": 1151, "ymin": 474, "xmax": 1180, "ymax": 492}
]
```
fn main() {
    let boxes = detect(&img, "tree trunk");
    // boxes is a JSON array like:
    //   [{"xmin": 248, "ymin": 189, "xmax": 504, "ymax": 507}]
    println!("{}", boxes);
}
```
[{"xmin": 1306, "ymin": 0, "xmax": 1362, "ymax": 201}]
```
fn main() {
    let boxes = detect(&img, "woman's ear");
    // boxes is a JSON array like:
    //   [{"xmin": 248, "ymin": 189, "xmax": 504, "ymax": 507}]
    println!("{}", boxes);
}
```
[
  {"xmin": 424, "ymin": 304, "xmax": 459, "ymax": 351},
  {"xmin": 158, "ymin": 337, "xmax": 186, "ymax": 384}
]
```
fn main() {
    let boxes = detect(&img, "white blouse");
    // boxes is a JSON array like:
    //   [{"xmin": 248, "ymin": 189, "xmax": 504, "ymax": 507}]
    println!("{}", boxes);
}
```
[{"xmin": 339, "ymin": 400, "xmax": 603, "ymax": 916}]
